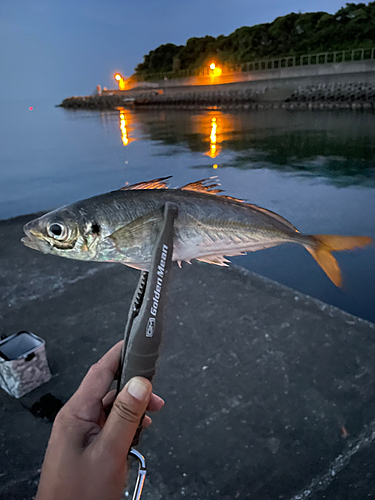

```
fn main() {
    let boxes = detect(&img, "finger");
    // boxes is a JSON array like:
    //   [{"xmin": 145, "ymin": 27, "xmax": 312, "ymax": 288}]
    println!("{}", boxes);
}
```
[
  {"xmin": 147, "ymin": 393, "xmax": 165, "ymax": 412},
  {"xmin": 93, "ymin": 377, "xmax": 152, "ymax": 459},
  {"xmin": 103, "ymin": 391, "xmax": 163, "ymax": 416},
  {"xmin": 143, "ymin": 415, "xmax": 152, "ymax": 428},
  {"xmin": 102, "ymin": 390, "xmax": 117, "ymax": 414},
  {"xmin": 65, "ymin": 342, "xmax": 123, "ymax": 422}
]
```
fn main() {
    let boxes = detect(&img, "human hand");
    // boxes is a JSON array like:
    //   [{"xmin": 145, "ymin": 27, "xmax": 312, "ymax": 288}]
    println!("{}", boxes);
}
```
[{"xmin": 36, "ymin": 342, "xmax": 164, "ymax": 500}]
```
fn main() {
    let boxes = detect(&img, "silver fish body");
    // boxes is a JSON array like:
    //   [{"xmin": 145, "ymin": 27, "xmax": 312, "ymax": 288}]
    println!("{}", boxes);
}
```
[{"xmin": 22, "ymin": 178, "xmax": 372, "ymax": 286}]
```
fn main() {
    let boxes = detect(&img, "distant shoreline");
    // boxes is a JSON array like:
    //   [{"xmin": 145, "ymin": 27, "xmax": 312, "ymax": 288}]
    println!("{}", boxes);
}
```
[{"xmin": 58, "ymin": 80, "xmax": 375, "ymax": 112}]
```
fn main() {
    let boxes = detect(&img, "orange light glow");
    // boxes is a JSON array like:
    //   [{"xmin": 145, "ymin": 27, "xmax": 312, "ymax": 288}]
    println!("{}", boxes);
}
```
[
  {"xmin": 114, "ymin": 73, "xmax": 127, "ymax": 90},
  {"xmin": 213, "ymin": 163, "xmax": 218, "ymax": 169},
  {"xmin": 209, "ymin": 62, "xmax": 222, "ymax": 77}
]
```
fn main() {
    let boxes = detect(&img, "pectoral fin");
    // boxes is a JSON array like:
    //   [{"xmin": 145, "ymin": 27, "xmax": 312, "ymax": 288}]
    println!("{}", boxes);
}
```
[{"xmin": 107, "ymin": 208, "xmax": 164, "ymax": 256}]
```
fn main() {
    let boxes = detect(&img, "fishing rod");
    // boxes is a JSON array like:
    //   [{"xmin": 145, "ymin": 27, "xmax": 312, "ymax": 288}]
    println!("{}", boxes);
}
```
[{"xmin": 116, "ymin": 202, "xmax": 178, "ymax": 500}]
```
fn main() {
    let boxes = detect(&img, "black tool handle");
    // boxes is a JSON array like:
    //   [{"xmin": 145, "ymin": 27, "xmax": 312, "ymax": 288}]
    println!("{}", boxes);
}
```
[{"xmin": 118, "ymin": 203, "xmax": 177, "ymax": 391}]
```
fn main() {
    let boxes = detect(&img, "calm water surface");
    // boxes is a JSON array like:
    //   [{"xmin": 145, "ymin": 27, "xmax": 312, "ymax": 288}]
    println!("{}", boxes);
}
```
[{"xmin": 1, "ymin": 99, "xmax": 374, "ymax": 321}]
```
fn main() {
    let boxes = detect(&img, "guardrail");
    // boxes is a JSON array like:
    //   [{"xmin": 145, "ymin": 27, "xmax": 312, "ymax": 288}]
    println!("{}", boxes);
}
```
[{"xmin": 135, "ymin": 47, "xmax": 375, "ymax": 82}]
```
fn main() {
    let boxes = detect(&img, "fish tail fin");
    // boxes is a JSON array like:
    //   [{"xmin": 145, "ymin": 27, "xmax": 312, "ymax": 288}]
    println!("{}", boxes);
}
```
[{"xmin": 305, "ymin": 235, "xmax": 372, "ymax": 287}]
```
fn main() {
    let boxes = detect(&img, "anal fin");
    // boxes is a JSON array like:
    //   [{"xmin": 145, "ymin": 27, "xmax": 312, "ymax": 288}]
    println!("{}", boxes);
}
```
[{"xmin": 196, "ymin": 255, "xmax": 231, "ymax": 266}]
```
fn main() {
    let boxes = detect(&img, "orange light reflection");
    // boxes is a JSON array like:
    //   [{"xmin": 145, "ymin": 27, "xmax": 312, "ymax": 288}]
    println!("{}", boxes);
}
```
[
  {"xmin": 209, "ymin": 117, "xmax": 218, "ymax": 158},
  {"xmin": 191, "ymin": 111, "xmax": 238, "ymax": 159},
  {"xmin": 118, "ymin": 108, "xmax": 135, "ymax": 146}
]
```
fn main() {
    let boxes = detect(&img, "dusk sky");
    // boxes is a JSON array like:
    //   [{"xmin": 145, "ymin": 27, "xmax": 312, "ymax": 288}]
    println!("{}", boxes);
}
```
[{"xmin": 1, "ymin": 0, "xmax": 353, "ymax": 103}]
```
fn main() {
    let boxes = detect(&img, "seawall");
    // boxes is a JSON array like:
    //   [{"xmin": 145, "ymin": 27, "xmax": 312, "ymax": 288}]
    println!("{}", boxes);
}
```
[
  {"xmin": 59, "ymin": 59, "xmax": 375, "ymax": 110},
  {"xmin": 151, "ymin": 59, "xmax": 375, "ymax": 90}
]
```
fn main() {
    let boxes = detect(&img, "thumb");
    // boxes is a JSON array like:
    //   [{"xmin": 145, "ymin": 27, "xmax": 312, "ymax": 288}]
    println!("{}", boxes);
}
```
[{"xmin": 95, "ymin": 377, "xmax": 152, "ymax": 458}]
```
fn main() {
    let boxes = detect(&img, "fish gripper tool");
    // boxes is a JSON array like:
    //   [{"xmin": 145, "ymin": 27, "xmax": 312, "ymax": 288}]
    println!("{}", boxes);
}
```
[{"xmin": 117, "ymin": 202, "xmax": 177, "ymax": 500}]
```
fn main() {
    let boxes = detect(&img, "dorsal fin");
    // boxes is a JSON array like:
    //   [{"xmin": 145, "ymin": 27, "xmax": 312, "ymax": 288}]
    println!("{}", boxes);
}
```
[
  {"xmin": 180, "ymin": 178, "xmax": 224, "ymax": 195},
  {"xmin": 118, "ymin": 178, "xmax": 294, "ymax": 232},
  {"xmin": 179, "ymin": 177, "xmax": 245, "ymax": 203},
  {"xmin": 120, "ymin": 176, "xmax": 171, "ymax": 191}
]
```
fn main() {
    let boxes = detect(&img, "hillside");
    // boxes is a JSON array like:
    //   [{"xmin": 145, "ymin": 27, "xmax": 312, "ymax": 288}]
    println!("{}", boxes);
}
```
[{"xmin": 134, "ymin": 2, "xmax": 375, "ymax": 77}]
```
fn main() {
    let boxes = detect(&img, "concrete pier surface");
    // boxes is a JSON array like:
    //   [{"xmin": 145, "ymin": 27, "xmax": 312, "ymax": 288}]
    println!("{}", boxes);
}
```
[{"xmin": 1, "ymin": 213, "xmax": 375, "ymax": 500}]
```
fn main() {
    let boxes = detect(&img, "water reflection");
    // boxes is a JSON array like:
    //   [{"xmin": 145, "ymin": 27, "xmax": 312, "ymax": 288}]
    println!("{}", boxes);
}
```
[
  {"xmin": 118, "ymin": 108, "xmax": 375, "ymax": 186},
  {"xmin": 208, "ymin": 117, "xmax": 218, "ymax": 158},
  {"xmin": 189, "ymin": 114, "xmax": 225, "ymax": 158},
  {"xmin": 119, "ymin": 109, "xmax": 129, "ymax": 146},
  {"xmin": 196, "ymin": 113, "xmax": 237, "ymax": 158},
  {"xmin": 118, "ymin": 107, "xmax": 134, "ymax": 146},
  {"xmin": 1, "ymin": 100, "xmax": 373, "ymax": 322}
]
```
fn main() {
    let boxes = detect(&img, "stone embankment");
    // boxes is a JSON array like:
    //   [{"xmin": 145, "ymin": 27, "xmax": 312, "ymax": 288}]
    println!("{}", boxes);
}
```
[
  {"xmin": 58, "ymin": 94, "xmax": 135, "ymax": 110},
  {"xmin": 134, "ymin": 88, "xmax": 263, "ymax": 107},
  {"xmin": 285, "ymin": 81, "xmax": 375, "ymax": 109},
  {"xmin": 134, "ymin": 82, "xmax": 375, "ymax": 110},
  {"xmin": 59, "ymin": 82, "xmax": 375, "ymax": 111}
]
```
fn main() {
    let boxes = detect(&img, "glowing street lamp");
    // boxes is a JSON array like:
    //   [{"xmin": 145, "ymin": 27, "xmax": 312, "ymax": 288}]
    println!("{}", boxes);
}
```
[
  {"xmin": 114, "ymin": 73, "xmax": 127, "ymax": 90},
  {"xmin": 209, "ymin": 62, "xmax": 222, "ymax": 77}
]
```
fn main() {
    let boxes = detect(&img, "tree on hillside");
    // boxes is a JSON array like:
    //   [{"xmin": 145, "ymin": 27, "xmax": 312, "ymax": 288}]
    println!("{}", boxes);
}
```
[
  {"xmin": 135, "ymin": 43, "xmax": 183, "ymax": 74},
  {"xmin": 177, "ymin": 36, "xmax": 217, "ymax": 69},
  {"xmin": 134, "ymin": 2, "xmax": 375, "ymax": 77}
]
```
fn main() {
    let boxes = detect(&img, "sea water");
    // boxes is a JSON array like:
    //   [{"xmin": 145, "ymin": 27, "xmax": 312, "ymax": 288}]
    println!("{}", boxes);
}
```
[{"xmin": 1, "ymin": 98, "xmax": 374, "ymax": 321}]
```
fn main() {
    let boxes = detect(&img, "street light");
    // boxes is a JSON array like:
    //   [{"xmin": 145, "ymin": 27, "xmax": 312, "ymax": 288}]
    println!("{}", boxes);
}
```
[
  {"xmin": 114, "ymin": 73, "xmax": 126, "ymax": 90},
  {"xmin": 208, "ymin": 62, "xmax": 222, "ymax": 77}
]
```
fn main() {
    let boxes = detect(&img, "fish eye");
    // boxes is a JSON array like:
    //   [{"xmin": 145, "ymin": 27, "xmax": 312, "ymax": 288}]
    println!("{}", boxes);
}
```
[{"xmin": 47, "ymin": 222, "xmax": 67, "ymax": 240}]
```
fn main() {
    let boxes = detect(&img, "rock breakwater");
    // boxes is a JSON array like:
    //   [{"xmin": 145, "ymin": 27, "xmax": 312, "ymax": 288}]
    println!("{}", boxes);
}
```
[
  {"xmin": 134, "ymin": 88, "xmax": 263, "ymax": 107},
  {"xmin": 286, "ymin": 82, "xmax": 375, "ymax": 109},
  {"xmin": 59, "ymin": 81, "xmax": 375, "ymax": 111},
  {"xmin": 58, "ymin": 94, "xmax": 134, "ymax": 110}
]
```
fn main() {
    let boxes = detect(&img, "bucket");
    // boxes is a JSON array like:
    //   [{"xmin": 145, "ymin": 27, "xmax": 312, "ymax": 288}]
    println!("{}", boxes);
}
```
[{"xmin": 0, "ymin": 331, "xmax": 52, "ymax": 398}]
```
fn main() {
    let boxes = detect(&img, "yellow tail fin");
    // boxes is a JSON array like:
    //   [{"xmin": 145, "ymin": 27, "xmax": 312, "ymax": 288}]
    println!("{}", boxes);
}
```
[{"xmin": 305, "ymin": 235, "xmax": 372, "ymax": 287}]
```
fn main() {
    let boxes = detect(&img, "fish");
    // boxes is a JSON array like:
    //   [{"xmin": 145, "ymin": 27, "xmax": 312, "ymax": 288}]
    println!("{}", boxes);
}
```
[{"xmin": 22, "ymin": 176, "xmax": 372, "ymax": 287}]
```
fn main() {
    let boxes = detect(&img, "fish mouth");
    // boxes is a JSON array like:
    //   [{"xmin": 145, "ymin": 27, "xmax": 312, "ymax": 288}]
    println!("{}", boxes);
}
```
[{"xmin": 22, "ymin": 225, "xmax": 51, "ymax": 254}]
